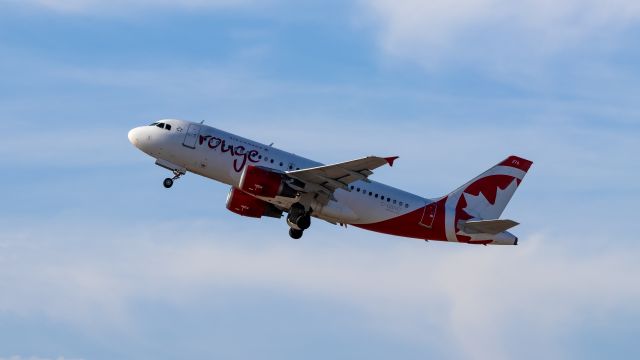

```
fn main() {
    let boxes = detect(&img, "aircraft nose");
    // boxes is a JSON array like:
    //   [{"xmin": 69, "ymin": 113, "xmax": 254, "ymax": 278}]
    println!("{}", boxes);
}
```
[{"xmin": 128, "ymin": 127, "xmax": 140, "ymax": 146}]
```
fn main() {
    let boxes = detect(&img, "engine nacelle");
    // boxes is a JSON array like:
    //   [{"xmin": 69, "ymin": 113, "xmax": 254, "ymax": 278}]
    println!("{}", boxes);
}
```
[
  {"xmin": 239, "ymin": 165, "xmax": 297, "ymax": 198},
  {"xmin": 226, "ymin": 187, "xmax": 283, "ymax": 218}
]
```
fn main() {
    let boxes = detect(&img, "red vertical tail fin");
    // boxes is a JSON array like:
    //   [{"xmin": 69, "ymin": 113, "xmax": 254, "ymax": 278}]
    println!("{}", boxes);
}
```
[{"xmin": 443, "ymin": 156, "xmax": 533, "ymax": 245}]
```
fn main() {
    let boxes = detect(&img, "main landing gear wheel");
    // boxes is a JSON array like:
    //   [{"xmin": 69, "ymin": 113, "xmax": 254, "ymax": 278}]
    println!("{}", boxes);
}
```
[
  {"xmin": 287, "ymin": 202, "xmax": 311, "ymax": 230},
  {"xmin": 289, "ymin": 228, "xmax": 303, "ymax": 239},
  {"xmin": 296, "ymin": 215, "xmax": 311, "ymax": 230}
]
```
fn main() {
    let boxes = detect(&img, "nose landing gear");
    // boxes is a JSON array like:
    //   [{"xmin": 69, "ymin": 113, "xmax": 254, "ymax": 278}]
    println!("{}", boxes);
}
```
[{"xmin": 163, "ymin": 170, "xmax": 185, "ymax": 189}]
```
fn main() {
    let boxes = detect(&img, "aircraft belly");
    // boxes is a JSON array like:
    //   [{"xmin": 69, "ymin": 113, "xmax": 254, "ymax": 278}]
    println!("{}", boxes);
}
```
[{"xmin": 315, "ymin": 200, "xmax": 358, "ymax": 222}]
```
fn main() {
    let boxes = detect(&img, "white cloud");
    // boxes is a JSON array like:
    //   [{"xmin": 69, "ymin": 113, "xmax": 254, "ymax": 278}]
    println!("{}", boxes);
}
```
[
  {"xmin": 1, "ymin": 220, "xmax": 639, "ymax": 358},
  {"xmin": 360, "ymin": 0, "xmax": 640, "ymax": 73},
  {"xmin": 16, "ymin": 0, "xmax": 254, "ymax": 14}
]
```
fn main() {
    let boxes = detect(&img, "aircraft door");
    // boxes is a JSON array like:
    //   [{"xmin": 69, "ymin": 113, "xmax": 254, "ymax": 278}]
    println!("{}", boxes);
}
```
[
  {"xmin": 419, "ymin": 201, "xmax": 437, "ymax": 228},
  {"xmin": 183, "ymin": 124, "xmax": 201, "ymax": 149}
]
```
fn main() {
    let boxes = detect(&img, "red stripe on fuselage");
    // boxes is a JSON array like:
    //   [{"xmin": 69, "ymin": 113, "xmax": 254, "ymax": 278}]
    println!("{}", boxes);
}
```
[{"xmin": 353, "ymin": 197, "xmax": 449, "ymax": 241}]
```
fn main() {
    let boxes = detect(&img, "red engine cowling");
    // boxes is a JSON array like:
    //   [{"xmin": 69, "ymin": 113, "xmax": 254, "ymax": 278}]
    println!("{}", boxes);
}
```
[
  {"xmin": 226, "ymin": 187, "xmax": 283, "ymax": 218},
  {"xmin": 239, "ymin": 165, "xmax": 296, "ymax": 198}
]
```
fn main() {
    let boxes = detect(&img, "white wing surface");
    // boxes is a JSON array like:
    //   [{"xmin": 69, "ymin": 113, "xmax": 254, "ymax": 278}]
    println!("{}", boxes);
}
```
[{"xmin": 285, "ymin": 156, "xmax": 398, "ymax": 202}]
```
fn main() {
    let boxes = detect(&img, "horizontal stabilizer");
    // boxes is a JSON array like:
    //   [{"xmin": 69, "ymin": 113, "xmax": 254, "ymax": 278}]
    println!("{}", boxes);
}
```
[{"xmin": 459, "ymin": 219, "xmax": 519, "ymax": 234}]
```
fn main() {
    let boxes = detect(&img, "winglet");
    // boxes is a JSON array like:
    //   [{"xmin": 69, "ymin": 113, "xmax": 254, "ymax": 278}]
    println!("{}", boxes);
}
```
[{"xmin": 385, "ymin": 156, "xmax": 399, "ymax": 167}]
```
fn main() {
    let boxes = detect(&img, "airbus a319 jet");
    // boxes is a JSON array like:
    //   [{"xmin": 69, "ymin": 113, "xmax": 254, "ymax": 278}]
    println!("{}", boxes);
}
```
[{"xmin": 128, "ymin": 119, "xmax": 532, "ymax": 244}]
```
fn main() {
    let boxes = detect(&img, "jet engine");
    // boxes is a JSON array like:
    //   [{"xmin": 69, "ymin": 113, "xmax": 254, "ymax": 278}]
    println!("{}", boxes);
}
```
[
  {"xmin": 226, "ymin": 187, "xmax": 283, "ymax": 218},
  {"xmin": 239, "ymin": 165, "xmax": 297, "ymax": 198}
]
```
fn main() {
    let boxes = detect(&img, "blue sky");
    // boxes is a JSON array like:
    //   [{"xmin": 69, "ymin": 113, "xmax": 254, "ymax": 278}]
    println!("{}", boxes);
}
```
[{"xmin": 1, "ymin": 0, "xmax": 639, "ymax": 359}]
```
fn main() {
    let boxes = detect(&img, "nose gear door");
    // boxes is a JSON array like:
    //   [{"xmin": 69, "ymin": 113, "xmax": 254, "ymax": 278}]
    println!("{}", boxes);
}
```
[{"xmin": 183, "ymin": 124, "xmax": 201, "ymax": 149}]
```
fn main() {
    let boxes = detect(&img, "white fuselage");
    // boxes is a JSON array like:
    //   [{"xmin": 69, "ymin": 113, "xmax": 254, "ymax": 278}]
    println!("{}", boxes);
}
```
[{"xmin": 128, "ymin": 119, "xmax": 426, "ymax": 225}]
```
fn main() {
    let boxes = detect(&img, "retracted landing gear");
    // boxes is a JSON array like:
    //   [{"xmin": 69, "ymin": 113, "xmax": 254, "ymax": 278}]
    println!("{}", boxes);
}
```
[
  {"xmin": 286, "ymin": 202, "xmax": 312, "ymax": 239},
  {"xmin": 163, "ymin": 170, "xmax": 185, "ymax": 189}
]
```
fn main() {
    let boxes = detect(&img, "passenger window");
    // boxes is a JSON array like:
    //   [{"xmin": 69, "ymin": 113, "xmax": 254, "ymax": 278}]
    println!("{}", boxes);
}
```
[
  {"xmin": 375, "ymin": 194, "xmax": 378, "ymax": 198},
  {"xmin": 393, "ymin": 200, "xmax": 397, "ymax": 204},
  {"xmin": 399, "ymin": 202, "xmax": 403, "ymax": 206},
  {"xmin": 387, "ymin": 198, "xmax": 391, "ymax": 202},
  {"xmin": 357, "ymin": 188, "xmax": 360, "ymax": 192},
  {"xmin": 381, "ymin": 196, "xmax": 385, "ymax": 200},
  {"xmin": 279, "ymin": 162, "xmax": 283, "ymax": 166},
  {"xmin": 258, "ymin": 155, "xmax": 262, "ymax": 159},
  {"xmin": 270, "ymin": 159, "xmax": 274, "ymax": 163},
  {"xmin": 350, "ymin": 186, "xmax": 354, "ymax": 190},
  {"xmin": 368, "ymin": 192, "xmax": 372, "ymax": 196},
  {"xmin": 405, "ymin": 204, "xmax": 409, "ymax": 208}
]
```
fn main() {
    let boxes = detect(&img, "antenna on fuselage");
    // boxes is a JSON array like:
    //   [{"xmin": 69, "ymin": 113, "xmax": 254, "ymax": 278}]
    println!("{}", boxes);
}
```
[
  {"xmin": 269, "ymin": 142, "xmax": 274, "ymax": 147},
  {"xmin": 200, "ymin": 120, "xmax": 205, "ymax": 124}
]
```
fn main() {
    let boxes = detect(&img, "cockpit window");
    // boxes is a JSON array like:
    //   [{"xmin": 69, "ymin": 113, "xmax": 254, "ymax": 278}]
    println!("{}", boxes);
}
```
[{"xmin": 149, "ymin": 121, "xmax": 172, "ymax": 130}]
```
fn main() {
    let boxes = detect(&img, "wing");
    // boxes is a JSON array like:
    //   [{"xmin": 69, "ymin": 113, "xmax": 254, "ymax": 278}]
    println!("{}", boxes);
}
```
[{"xmin": 286, "ymin": 156, "xmax": 398, "ymax": 203}]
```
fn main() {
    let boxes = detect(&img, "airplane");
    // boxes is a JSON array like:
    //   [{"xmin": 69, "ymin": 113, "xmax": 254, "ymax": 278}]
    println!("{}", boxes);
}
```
[{"xmin": 128, "ymin": 119, "xmax": 532, "ymax": 245}]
